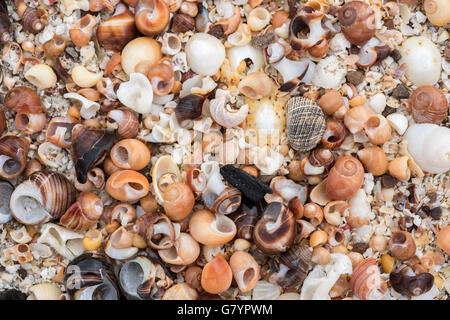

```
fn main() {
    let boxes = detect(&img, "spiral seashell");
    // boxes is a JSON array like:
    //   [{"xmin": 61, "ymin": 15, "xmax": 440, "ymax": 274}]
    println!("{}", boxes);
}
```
[
  {"xmin": 0, "ymin": 1, "xmax": 11, "ymax": 43},
  {"xmin": 185, "ymin": 167, "xmax": 207, "ymax": 194},
  {"xmin": 110, "ymin": 139, "xmax": 151, "ymax": 171},
  {"xmin": 321, "ymin": 119, "xmax": 345, "ymax": 149},
  {"xmin": 175, "ymin": 94, "xmax": 205, "ymax": 126},
  {"xmin": 215, "ymin": 6, "xmax": 241, "ymax": 35},
  {"xmin": 389, "ymin": 271, "xmax": 434, "ymax": 297},
  {"xmin": 71, "ymin": 125, "xmax": 115, "ymax": 184},
  {"xmin": 147, "ymin": 59, "xmax": 175, "ymax": 96},
  {"xmin": 189, "ymin": 209, "xmax": 237, "ymax": 246},
  {"xmin": 229, "ymin": 203, "xmax": 260, "ymax": 240},
  {"xmin": 45, "ymin": 116, "xmax": 79, "ymax": 148},
  {"xmin": 326, "ymin": 156, "xmax": 364, "ymax": 200},
  {"xmin": 60, "ymin": 192, "xmax": 104, "ymax": 231},
  {"xmin": 389, "ymin": 231, "xmax": 416, "ymax": 261},
  {"xmin": 357, "ymin": 146, "xmax": 388, "ymax": 176},
  {"xmin": 106, "ymin": 170, "xmax": 150, "ymax": 201},
  {"xmin": 229, "ymin": 251, "xmax": 260, "ymax": 292},
  {"xmin": 163, "ymin": 182, "xmax": 195, "ymax": 221},
  {"xmin": 15, "ymin": 112, "xmax": 46, "ymax": 135},
  {"xmin": 107, "ymin": 109, "xmax": 139, "ymax": 139},
  {"xmin": 276, "ymin": 245, "xmax": 313, "ymax": 290},
  {"xmin": 344, "ymin": 105, "xmax": 373, "ymax": 134},
  {"xmin": 253, "ymin": 202, "xmax": 296, "ymax": 254},
  {"xmin": 135, "ymin": 0, "xmax": 170, "ymax": 36},
  {"xmin": 10, "ymin": 172, "xmax": 77, "ymax": 225},
  {"xmin": 423, "ymin": 0, "xmax": 450, "ymax": 26},
  {"xmin": 286, "ymin": 96, "xmax": 326, "ymax": 152},
  {"xmin": 97, "ymin": 3, "xmax": 137, "ymax": 52},
  {"xmin": 350, "ymin": 258, "xmax": 387, "ymax": 300},
  {"xmin": 364, "ymin": 114, "xmax": 392, "ymax": 145},
  {"xmin": 410, "ymin": 86, "xmax": 448, "ymax": 124},
  {"xmin": 238, "ymin": 72, "xmax": 275, "ymax": 100},
  {"xmin": 171, "ymin": 13, "xmax": 195, "ymax": 33},
  {"xmin": 404, "ymin": 123, "xmax": 450, "ymax": 174},
  {"xmin": 43, "ymin": 35, "xmax": 66, "ymax": 59},
  {"xmin": 4, "ymin": 86, "xmax": 42, "ymax": 114},
  {"xmin": 121, "ymin": 37, "xmax": 162, "ymax": 75},
  {"xmin": 158, "ymin": 232, "xmax": 200, "ymax": 265},
  {"xmin": 151, "ymin": 155, "xmax": 181, "ymax": 203},
  {"xmin": 18, "ymin": 2, "xmax": 48, "ymax": 34},
  {"xmin": 90, "ymin": 0, "xmax": 121, "ymax": 12},
  {"xmin": 289, "ymin": 8, "xmax": 328, "ymax": 51},
  {"xmin": 338, "ymin": 1, "xmax": 376, "ymax": 46},
  {"xmin": 209, "ymin": 96, "xmax": 248, "ymax": 129},
  {"xmin": 0, "ymin": 135, "xmax": 30, "ymax": 179},
  {"xmin": 69, "ymin": 14, "xmax": 97, "ymax": 47},
  {"xmin": 185, "ymin": 33, "xmax": 226, "ymax": 76}
]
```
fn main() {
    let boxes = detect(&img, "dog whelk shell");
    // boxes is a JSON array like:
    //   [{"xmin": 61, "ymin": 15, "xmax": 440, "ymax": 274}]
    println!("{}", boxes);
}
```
[
  {"xmin": 404, "ymin": 123, "xmax": 450, "ymax": 174},
  {"xmin": 399, "ymin": 36, "xmax": 441, "ymax": 87},
  {"xmin": 286, "ymin": 97, "xmax": 326, "ymax": 152}
]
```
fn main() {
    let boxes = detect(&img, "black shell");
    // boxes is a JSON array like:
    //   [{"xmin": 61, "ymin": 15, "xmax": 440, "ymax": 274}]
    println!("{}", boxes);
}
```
[
  {"xmin": 0, "ymin": 289, "xmax": 27, "ymax": 300},
  {"xmin": 286, "ymin": 96, "xmax": 326, "ymax": 152},
  {"xmin": 220, "ymin": 165, "xmax": 272, "ymax": 203},
  {"xmin": 71, "ymin": 125, "xmax": 114, "ymax": 184},
  {"xmin": 389, "ymin": 272, "xmax": 434, "ymax": 297},
  {"xmin": 0, "ymin": 1, "xmax": 11, "ymax": 43},
  {"xmin": 175, "ymin": 94, "xmax": 204, "ymax": 125}
]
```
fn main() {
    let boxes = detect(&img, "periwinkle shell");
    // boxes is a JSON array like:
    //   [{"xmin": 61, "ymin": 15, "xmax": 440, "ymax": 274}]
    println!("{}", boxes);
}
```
[{"xmin": 286, "ymin": 96, "xmax": 326, "ymax": 152}]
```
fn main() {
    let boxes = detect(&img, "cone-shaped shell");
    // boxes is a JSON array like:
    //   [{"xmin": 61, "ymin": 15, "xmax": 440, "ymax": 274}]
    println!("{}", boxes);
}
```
[{"xmin": 286, "ymin": 97, "xmax": 326, "ymax": 152}]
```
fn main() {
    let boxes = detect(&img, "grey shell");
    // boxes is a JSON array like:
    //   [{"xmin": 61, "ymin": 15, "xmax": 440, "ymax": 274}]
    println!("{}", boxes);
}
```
[{"xmin": 286, "ymin": 96, "xmax": 326, "ymax": 152}]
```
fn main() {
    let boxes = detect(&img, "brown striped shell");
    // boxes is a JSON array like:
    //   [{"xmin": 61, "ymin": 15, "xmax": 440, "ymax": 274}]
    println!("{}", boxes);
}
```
[
  {"xmin": 10, "ymin": 171, "xmax": 77, "ymax": 225},
  {"xmin": 60, "ymin": 192, "xmax": 104, "ymax": 231},
  {"xmin": 350, "ymin": 258, "xmax": 387, "ymax": 300},
  {"xmin": 0, "ymin": 135, "xmax": 30, "ymax": 179},
  {"xmin": 286, "ymin": 97, "xmax": 326, "ymax": 152}
]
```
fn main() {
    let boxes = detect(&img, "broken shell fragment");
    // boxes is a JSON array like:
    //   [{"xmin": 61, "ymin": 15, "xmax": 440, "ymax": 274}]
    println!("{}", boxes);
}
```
[{"xmin": 117, "ymin": 73, "xmax": 154, "ymax": 114}]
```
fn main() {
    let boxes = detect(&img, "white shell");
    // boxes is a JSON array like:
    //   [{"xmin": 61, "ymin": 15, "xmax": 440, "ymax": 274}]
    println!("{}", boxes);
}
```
[
  {"xmin": 104, "ymin": 239, "xmax": 138, "ymax": 260},
  {"xmin": 387, "ymin": 113, "xmax": 408, "ymax": 135},
  {"xmin": 10, "ymin": 226, "xmax": 32, "ymax": 244},
  {"xmin": 37, "ymin": 223, "xmax": 85, "ymax": 260},
  {"xmin": 227, "ymin": 44, "xmax": 265, "ymax": 73},
  {"xmin": 27, "ymin": 283, "xmax": 62, "ymax": 300},
  {"xmin": 117, "ymin": 73, "xmax": 154, "ymax": 114},
  {"xmin": 209, "ymin": 96, "xmax": 248, "ymax": 128},
  {"xmin": 368, "ymin": 93, "xmax": 386, "ymax": 114},
  {"xmin": 252, "ymin": 281, "xmax": 281, "ymax": 300},
  {"xmin": 253, "ymin": 146, "xmax": 284, "ymax": 175},
  {"xmin": 348, "ymin": 189, "xmax": 371, "ymax": 227},
  {"xmin": 312, "ymin": 55, "xmax": 347, "ymax": 89},
  {"xmin": 185, "ymin": 33, "xmax": 225, "ymax": 76},
  {"xmin": 399, "ymin": 36, "xmax": 442, "ymax": 86},
  {"xmin": 272, "ymin": 58, "xmax": 309, "ymax": 83},
  {"xmin": 30, "ymin": 243, "xmax": 53, "ymax": 259},
  {"xmin": 404, "ymin": 123, "xmax": 450, "ymax": 173},
  {"xmin": 64, "ymin": 92, "xmax": 100, "ymax": 120},
  {"xmin": 300, "ymin": 253, "xmax": 352, "ymax": 300}
]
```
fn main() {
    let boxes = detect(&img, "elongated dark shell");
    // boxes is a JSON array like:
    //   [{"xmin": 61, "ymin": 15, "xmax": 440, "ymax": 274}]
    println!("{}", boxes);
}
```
[
  {"xmin": 220, "ymin": 165, "xmax": 272, "ymax": 203},
  {"xmin": 0, "ymin": 1, "xmax": 11, "ymax": 43},
  {"xmin": 277, "ymin": 244, "xmax": 312, "ymax": 289},
  {"xmin": 71, "ymin": 125, "xmax": 115, "ymax": 184},
  {"xmin": 286, "ymin": 97, "xmax": 326, "ymax": 152},
  {"xmin": 229, "ymin": 202, "xmax": 261, "ymax": 240}
]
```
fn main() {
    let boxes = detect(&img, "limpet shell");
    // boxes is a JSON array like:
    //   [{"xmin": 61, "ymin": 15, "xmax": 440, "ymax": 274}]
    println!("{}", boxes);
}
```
[{"xmin": 286, "ymin": 97, "xmax": 326, "ymax": 152}]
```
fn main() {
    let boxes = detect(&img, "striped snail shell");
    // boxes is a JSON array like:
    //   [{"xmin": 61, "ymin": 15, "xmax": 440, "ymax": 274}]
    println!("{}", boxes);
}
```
[{"xmin": 286, "ymin": 97, "xmax": 326, "ymax": 152}]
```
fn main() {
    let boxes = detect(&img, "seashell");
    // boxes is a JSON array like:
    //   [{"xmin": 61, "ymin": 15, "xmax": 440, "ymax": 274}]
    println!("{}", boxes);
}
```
[
  {"xmin": 71, "ymin": 65, "xmax": 103, "ymax": 89},
  {"xmin": 110, "ymin": 139, "xmax": 151, "ymax": 171},
  {"xmin": 107, "ymin": 109, "xmax": 139, "ymax": 139},
  {"xmin": 0, "ymin": 180, "xmax": 13, "ymax": 222},
  {"xmin": 163, "ymin": 182, "xmax": 194, "ymax": 221},
  {"xmin": 189, "ymin": 209, "xmax": 236, "ymax": 246},
  {"xmin": 161, "ymin": 33, "xmax": 181, "ymax": 56},
  {"xmin": 71, "ymin": 125, "xmax": 114, "ymax": 184},
  {"xmin": 45, "ymin": 116, "xmax": 79, "ymax": 148},
  {"xmin": 133, "ymin": 213, "xmax": 177, "ymax": 249},
  {"xmin": 27, "ymin": 283, "xmax": 62, "ymax": 300},
  {"xmin": 388, "ymin": 156, "xmax": 411, "ymax": 181},
  {"xmin": 0, "ymin": 135, "xmax": 30, "ymax": 179},
  {"xmin": 238, "ymin": 72, "xmax": 275, "ymax": 100},
  {"xmin": 4, "ymin": 86, "xmax": 42, "ymax": 113},
  {"xmin": 106, "ymin": 170, "xmax": 150, "ymax": 201},
  {"xmin": 24, "ymin": 64, "xmax": 57, "ymax": 90},
  {"xmin": 364, "ymin": 114, "xmax": 392, "ymax": 145},
  {"xmin": 0, "ymin": 1, "xmax": 11, "ymax": 43},
  {"xmin": 162, "ymin": 283, "xmax": 198, "ymax": 300},
  {"xmin": 399, "ymin": 36, "xmax": 442, "ymax": 87},
  {"xmin": 64, "ymin": 253, "xmax": 120, "ymax": 300},
  {"xmin": 309, "ymin": 178, "xmax": 331, "ymax": 206},
  {"xmin": 209, "ymin": 95, "xmax": 248, "ymax": 129},
  {"xmin": 38, "ymin": 223, "xmax": 84, "ymax": 259},
  {"xmin": 117, "ymin": 73, "xmax": 154, "ymax": 114},
  {"xmin": 272, "ymin": 57, "xmax": 312, "ymax": 85},
  {"xmin": 338, "ymin": 1, "xmax": 375, "ymax": 46},
  {"xmin": 185, "ymin": 167, "xmax": 207, "ymax": 194},
  {"xmin": 121, "ymin": 37, "xmax": 162, "ymax": 75},
  {"xmin": 82, "ymin": 229, "xmax": 103, "ymax": 251},
  {"xmin": 386, "ymin": 113, "xmax": 408, "ymax": 135},
  {"xmin": 89, "ymin": 0, "xmax": 120, "ymax": 12},
  {"xmin": 15, "ymin": 112, "xmax": 46, "ymax": 135},
  {"xmin": 147, "ymin": 59, "xmax": 175, "ymax": 96},
  {"xmin": 10, "ymin": 172, "xmax": 76, "ymax": 225},
  {"xmin": 436, "ymin": 226, "xmax": 450, "ymax": 254},
  {"xmin": 227, "ymin": 44, "xmax": 265, "ymax": 74},
  {"xmin": 267, "ymin": 177, "xmax": 308, "ymax": 205},
  {"xmin": 273, "ymin": 245, "xmax": 312, "ymax": 290},
  {"xmin": 229, "ymin": 202, "xmax": 260, "ymax": 240},
  {"xmin": 69, "ymin": 14, "xmax": 97, "ymax": 47},
  {"xmin": 151, "ymin": 155, "xmax": 181, "ymax": 203},
  {"xmin": 410, "ymin": 86, "xmax": 447, "ymax": 124},
  {"xmin": 4, "ymin": 243, "xmax": 33, "ymax": 264},
  {"xmin": 175, "ymin": 94, "xmax": 204, "ymax": 126},
  {"xmin": 319, "ymin": 90, "xmax": 343, "ymax": 115},
  {"xmin": 43, "ymin": 35, "xmax": 66, "ymax": 59},
  {"xmin": 19, "ymin": 3, "xmax": 48, "ymax": 34},
  {"xmin": 0, "ymin": 110, "xmax": 5, "ymax": 135},
  {"xmin": 350, "ymin": 258, "xmax": 387, "ymax": 300},
  {"xmin": 344, "ymin": 105, "xmax": 373, "ymax": 134},
  {"xmin": 326, "ymin": 156, "xmax": 364, "ymax": 201},
  {"xmin": 404, "ymin": 123, "xmax": 450, "ymax": 174},
  {"xmin": 172, "ymin": 13, "xmax": 195, "ymax": 33},
  {"xmin": 289, "ymin": 8, "xmax": 328, "ymax": 51},
  {"xmin": 220, "ymin": 165, "xmax": 272, "ymax": 203},
  {"xmin": 389, "ymin": 231, "xmax": 416, "ymax": 261},
  {"xmin": 29, "ymin": 243, "xmax": 52, "ymax": 259},
  {"xmin": 252, "ymin": 281, "xmax": 282, "ymax": 300},
  {"xmin": 229, "ymin": 251, "xmax": 260, "ymax": 292},
  {"xmin": 357, "ymin": 146, "xmax": 388, "ymax": 176},
  {"xmin": 215, "ymin": 6, "xmax": 240, "ymax": 35},
  {"xmin": 185, "ymin": 33, "xmax": 226, "ymax": 76},
  {"xmin": 253, "ymin": 202, "xmax": 296, "ymax": 254},
  {"xmin": 135, "ymin": 0, "xmax": 170, "ymax": 36},
  {"xmin": 59, "ymin": 192, "xmax": 103, "ymax": 231},
  {"xmin": 9, "ymin": 226, "xmax": 31, "ymax": 245},
  {"xmin": 321, "ymin": 119, "xmax": 345, "ymax": 149},
  {"xmin": 119, "ymin": 256, "xmax": 172, "ymax": 300},
  {"xmin": 104, "ymin": 226, "xmax": 139, "ymax": 260},
  {"xmin": 390, "ymin": 271, "xmax": 434, "ymax": 297},
  {"xmin": 96, "ymin": 3, "xmax": 136, "ymax": 52},
  {"xmin": 300, "ymin": 253, "xmax": 352, "ymax": 300},
  {"xmin": 423, "ymin": 0, "xmax": 450, "ymax": 27},
  {"xmin": 286, "ymin": 96, "xmax": 326, "ymax": 152},
  {"xmin": 0, "ymin": 289, "xmax": 26, "ymax": 300},
  {"xmin": 248, "ymin": 7, "xmax": 271, "ymax": 32},
  {"xmin": 201, "ymin": 254, "xmax": 232, "ymax": 294},
  {"xmin": 158, "ymin": 232, "xmax": 200, "ymax": 265}
]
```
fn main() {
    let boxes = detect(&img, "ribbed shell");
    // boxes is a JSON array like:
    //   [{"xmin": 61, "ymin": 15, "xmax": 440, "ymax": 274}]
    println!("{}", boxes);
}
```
[
  {"xmin": 286, "ymin": 97, "xmax": 326, "ymax": 152},
  {"xmin": 278, "ymin": 244, "xmax": 313, "ymax": 289}
]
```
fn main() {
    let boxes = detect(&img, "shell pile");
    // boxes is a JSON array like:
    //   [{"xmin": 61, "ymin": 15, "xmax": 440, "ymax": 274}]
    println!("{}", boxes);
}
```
[{"xmin": 0, "ymin": 0, "xmax": 448, "ymax": 302}]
